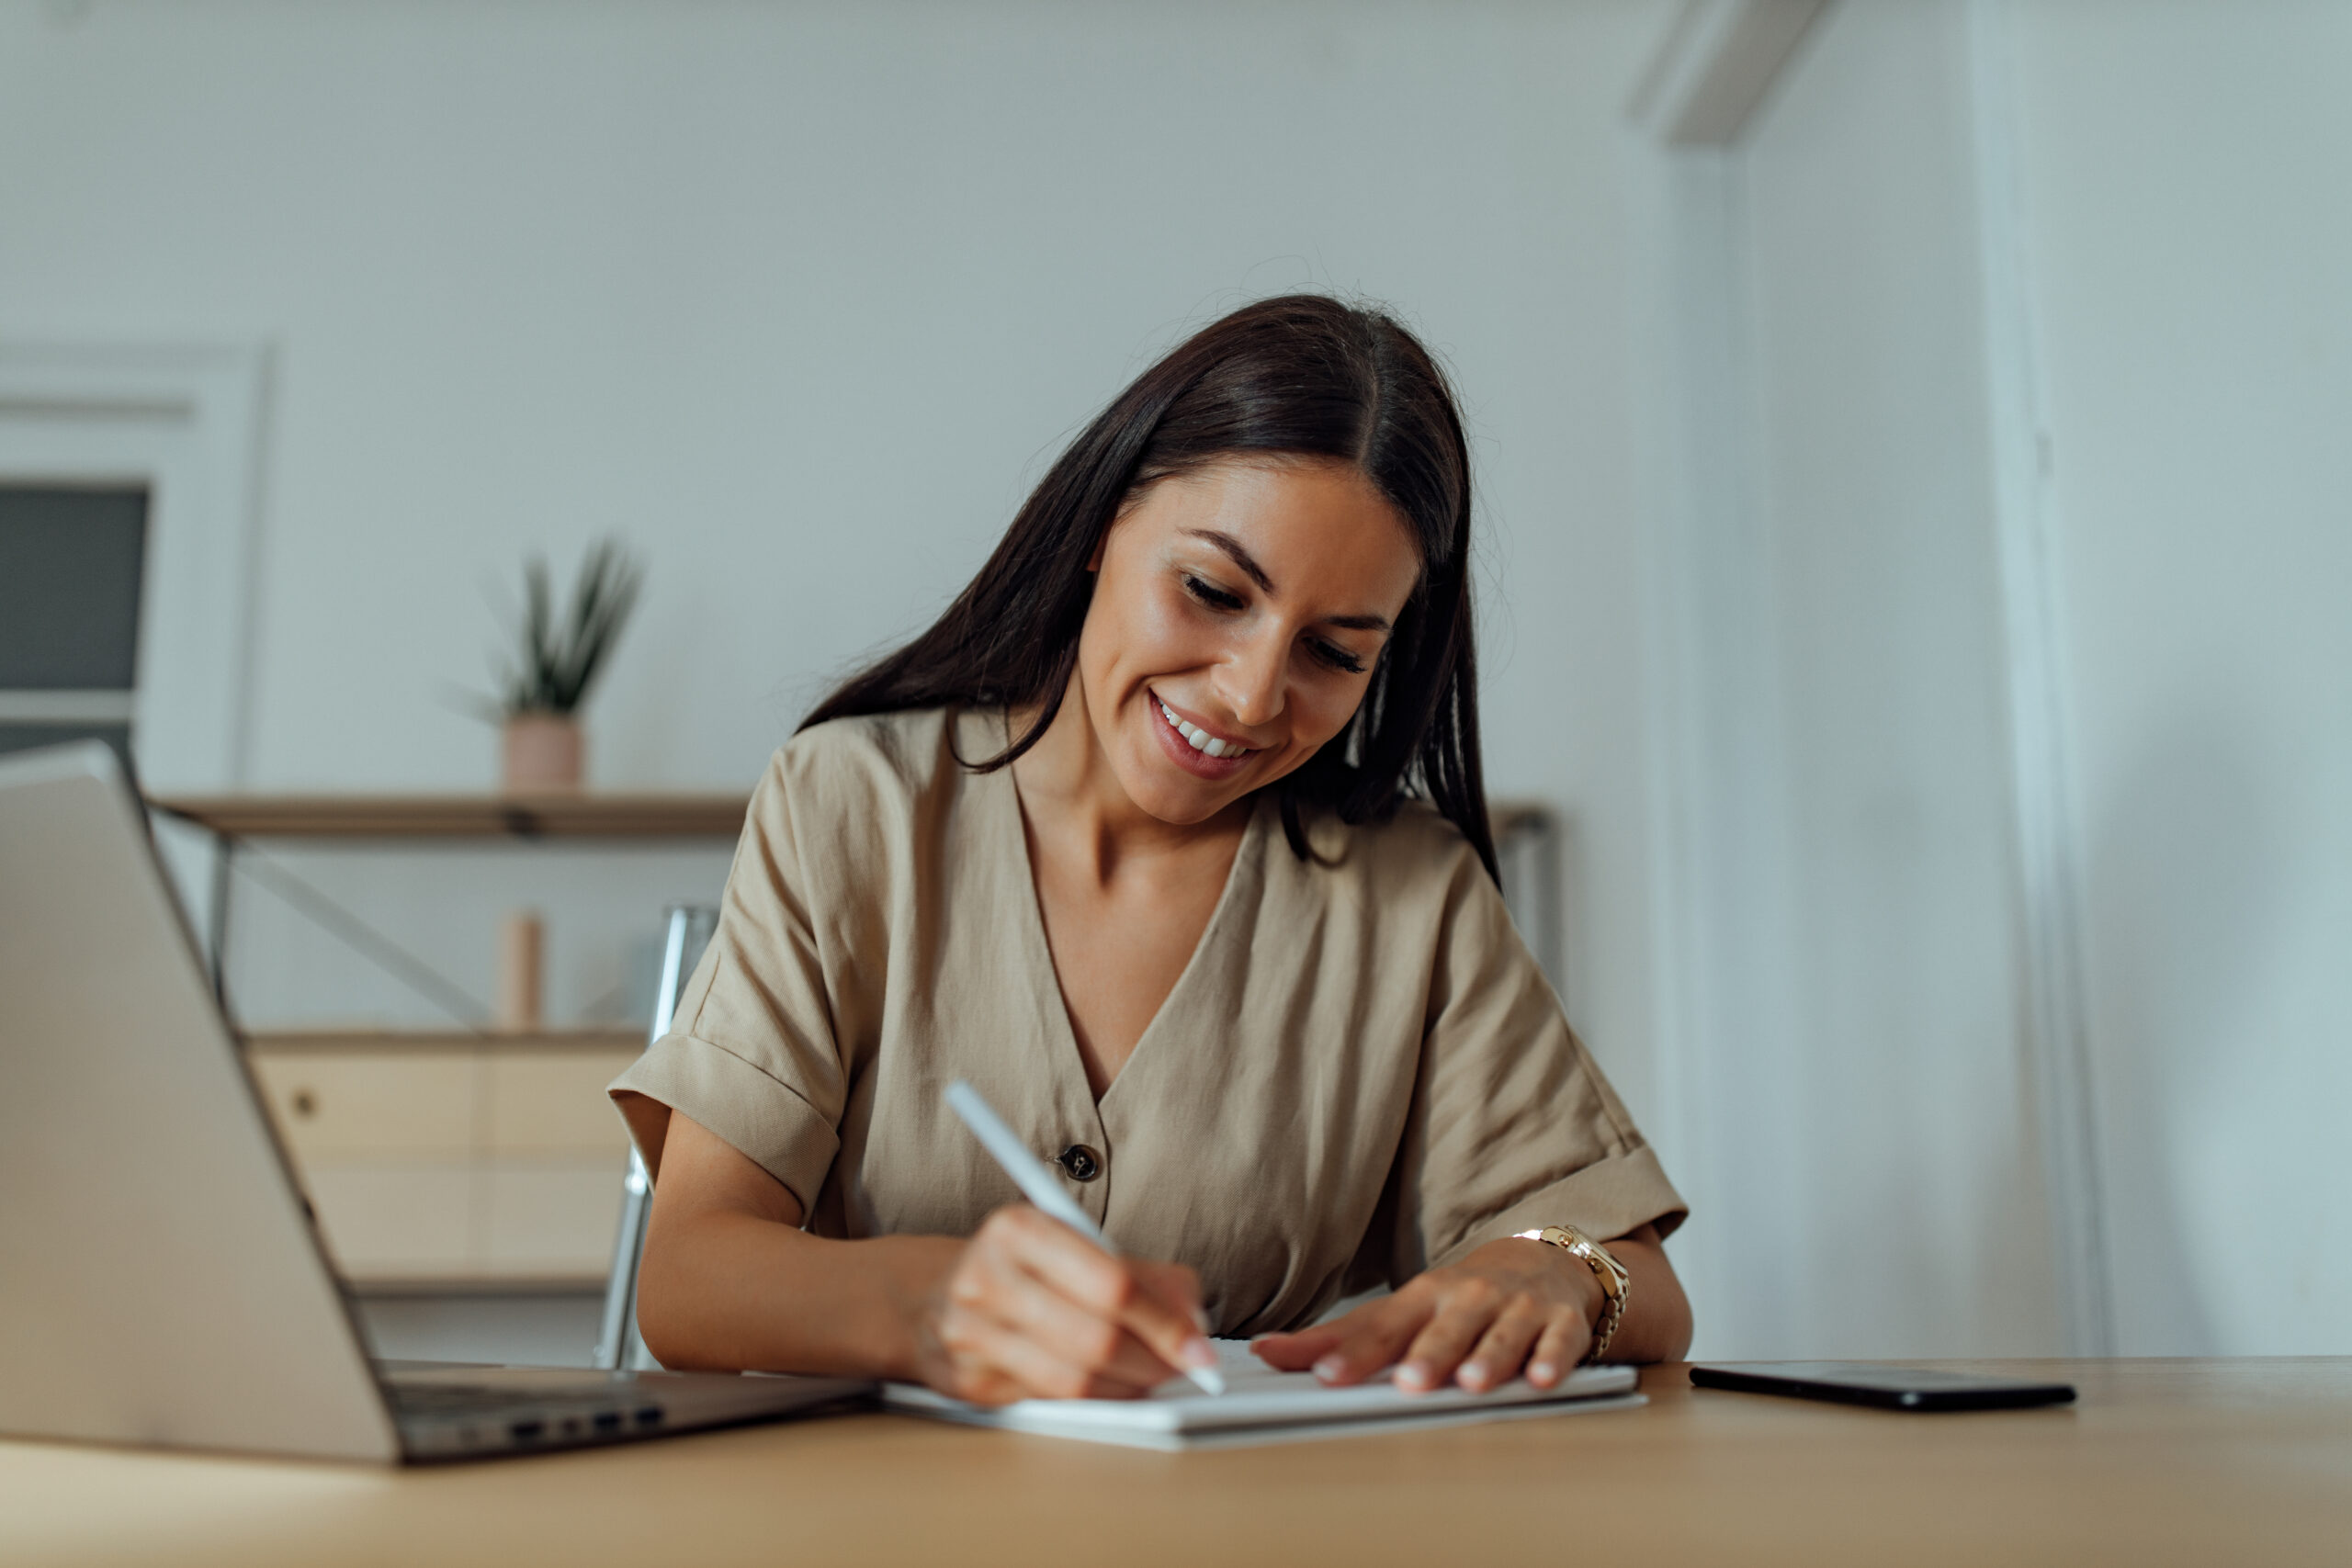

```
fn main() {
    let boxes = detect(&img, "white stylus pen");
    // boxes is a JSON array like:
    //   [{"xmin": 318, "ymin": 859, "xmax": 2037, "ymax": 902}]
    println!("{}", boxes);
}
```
[{"xmin": 944, "ymin": 1078, "xmax": 1226, "ymax": 1396}]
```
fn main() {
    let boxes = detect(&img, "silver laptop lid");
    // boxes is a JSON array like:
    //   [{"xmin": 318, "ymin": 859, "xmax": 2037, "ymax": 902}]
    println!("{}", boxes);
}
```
[{"xmin": 0, "ymin": 742, "xmax": 399, "ymax": 1461}]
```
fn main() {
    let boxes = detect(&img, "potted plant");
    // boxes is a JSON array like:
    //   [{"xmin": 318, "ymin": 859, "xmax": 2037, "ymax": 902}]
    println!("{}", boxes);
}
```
[{"xmin": 488, "ymin": 539, "xmax": 643, "ymax": 793}]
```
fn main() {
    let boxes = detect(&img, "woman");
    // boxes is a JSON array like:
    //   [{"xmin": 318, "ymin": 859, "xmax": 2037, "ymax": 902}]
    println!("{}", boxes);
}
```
[{"xmin": 612, "ymin": 296, "xmax": 1691, "ymax": 1404}]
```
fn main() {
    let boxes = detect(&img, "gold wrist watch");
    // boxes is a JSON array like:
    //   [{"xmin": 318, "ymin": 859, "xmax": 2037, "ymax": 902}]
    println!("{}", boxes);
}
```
[{"xmin": 1512, "ymin": 1224, "xmax": 1631, "ymax": 1363}]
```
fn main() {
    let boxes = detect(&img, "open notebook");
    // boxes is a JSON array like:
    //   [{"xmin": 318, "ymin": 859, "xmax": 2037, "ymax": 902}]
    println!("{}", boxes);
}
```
[{"xmin": 883, "ymin": 1340, "xmax": 1644, "ymax": 1450}]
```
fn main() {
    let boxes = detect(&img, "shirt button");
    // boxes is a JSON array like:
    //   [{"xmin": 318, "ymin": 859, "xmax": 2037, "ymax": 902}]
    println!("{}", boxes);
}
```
[{"xmin": 1057, "ymin": 1144, "xmax": 1102, "ymax": 1182}]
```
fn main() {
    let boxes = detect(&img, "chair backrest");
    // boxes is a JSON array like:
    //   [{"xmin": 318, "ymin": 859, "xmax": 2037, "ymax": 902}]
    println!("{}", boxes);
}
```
[{"xmin": 594, "ymin": 903, "xmax": 718, "ymax": 1371}]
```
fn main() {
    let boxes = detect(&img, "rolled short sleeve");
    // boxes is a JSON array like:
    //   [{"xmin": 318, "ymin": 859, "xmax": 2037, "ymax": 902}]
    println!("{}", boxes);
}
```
[
  {"xmin": 608, "ymin": 750, "xmax": 849, "ymax": 1213},
  {"xmin": 1385, "ymin": 840, "xmax": 1687, "ymax": 1280}
]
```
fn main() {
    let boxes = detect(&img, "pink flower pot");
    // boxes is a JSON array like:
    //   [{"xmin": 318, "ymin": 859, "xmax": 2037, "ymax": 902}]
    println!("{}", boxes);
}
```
[{"xmin": 502, "ymin": 713, "xmax": 584, "ymax": 793}]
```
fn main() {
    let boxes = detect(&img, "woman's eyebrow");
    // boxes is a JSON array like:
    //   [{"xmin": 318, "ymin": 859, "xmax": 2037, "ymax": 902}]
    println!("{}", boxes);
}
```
[
  {"xmin": 1182, "ymin": 528, "xmax": 1394, "ymax": 635},
  {"xmin": 1184, "ymin": 529, "xmax": 1275, "ymax": 592},
  {"xmin": 1325, "ymin": 611, "xmax": 1393, "ymax": 633}
]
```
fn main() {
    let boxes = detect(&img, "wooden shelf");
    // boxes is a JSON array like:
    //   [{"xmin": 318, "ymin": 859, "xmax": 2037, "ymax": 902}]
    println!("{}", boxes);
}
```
[
  {"xmin": 154, "ymin": 792, "xmax": 1547, "ymax": 841},
  {"xmin": 242, "ymin": 1029, "xmax": 645, "ymax": 1055},
  {"xmin": 150, "ymin": 793, "xmax": 750, "ymax": 840}
]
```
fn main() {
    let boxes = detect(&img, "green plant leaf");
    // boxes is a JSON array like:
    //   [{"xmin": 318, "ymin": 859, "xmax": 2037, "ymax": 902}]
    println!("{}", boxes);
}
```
[{"xmin": 481, "ymin": 537, "xmax": 644, "ymax": 717}]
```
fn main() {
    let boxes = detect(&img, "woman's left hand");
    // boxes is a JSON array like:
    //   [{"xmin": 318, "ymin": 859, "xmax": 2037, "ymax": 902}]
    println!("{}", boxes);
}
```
[{"xmin": 1250, "ymin": 1235, "xmax": 1603, "ymax": 1393}]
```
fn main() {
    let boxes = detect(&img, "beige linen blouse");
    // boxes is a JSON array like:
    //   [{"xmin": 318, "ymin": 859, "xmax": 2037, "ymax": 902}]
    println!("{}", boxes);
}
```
[{"xmin": 610, "ymin": 707, "xmax": 1684, "ymax": 1337}]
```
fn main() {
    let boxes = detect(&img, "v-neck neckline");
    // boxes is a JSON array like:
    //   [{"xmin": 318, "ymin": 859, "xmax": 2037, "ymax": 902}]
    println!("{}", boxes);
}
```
[{"xmin": 994, "ymin": 728, "xmax": 1264, "ymax": 1114}]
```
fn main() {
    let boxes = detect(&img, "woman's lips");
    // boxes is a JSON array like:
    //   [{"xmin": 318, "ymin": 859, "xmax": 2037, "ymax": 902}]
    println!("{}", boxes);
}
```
[{"xmin": 1149, "ymin": 691, "xmax": 1256, "ymax": 779}]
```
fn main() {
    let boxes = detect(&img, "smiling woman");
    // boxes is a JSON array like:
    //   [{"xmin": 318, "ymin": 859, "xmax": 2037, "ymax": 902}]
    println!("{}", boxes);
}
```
[
  {"xmin": 1101, "ymin": 463, "xmax": 1419, "ymax": 798},
  {"xmin": 610, "ymin": 298, "xmax": 1690, "ymax": 1405}
]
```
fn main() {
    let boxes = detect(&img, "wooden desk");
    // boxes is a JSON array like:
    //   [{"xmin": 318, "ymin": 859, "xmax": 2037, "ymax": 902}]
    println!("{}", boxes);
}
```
[{"xmin": 5, "ymin": 1360, "xmax": 2347, "ymax": 1566}]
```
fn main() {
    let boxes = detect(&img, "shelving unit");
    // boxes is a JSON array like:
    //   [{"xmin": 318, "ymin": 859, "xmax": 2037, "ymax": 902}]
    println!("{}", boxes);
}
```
[
  {"xmin": 149, "ymin": 793, "xmax": 750, "ymax": 1290},
  {"xmin": 246, "ymin": 1029, "xmax": 642, "ymax": 1288},
  {"xmin": 149, "ymin": 792, "xmax": 749, "ymax": 1002},
  {"xmin": 153, "ymin": 793, "xmax": 751, "ymax": 840}
]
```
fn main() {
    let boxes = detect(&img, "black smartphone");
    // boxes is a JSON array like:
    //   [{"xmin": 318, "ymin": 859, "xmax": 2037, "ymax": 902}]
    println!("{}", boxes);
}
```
[{"xmin": 1689, "ymin": 1362, "xmax": 2077, "ymax": 1412}]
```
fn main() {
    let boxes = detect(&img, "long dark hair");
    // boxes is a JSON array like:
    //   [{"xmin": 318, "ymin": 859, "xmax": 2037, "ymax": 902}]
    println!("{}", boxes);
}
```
[{"xmin": 803, "ymin": 294, "xmax": 1495, "ymax": 882}]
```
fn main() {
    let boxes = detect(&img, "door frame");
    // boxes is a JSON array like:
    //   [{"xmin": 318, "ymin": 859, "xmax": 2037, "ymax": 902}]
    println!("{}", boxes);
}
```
[{"xmin": 0, "ymin": 343, "xmax": 271, "ymax": 794}]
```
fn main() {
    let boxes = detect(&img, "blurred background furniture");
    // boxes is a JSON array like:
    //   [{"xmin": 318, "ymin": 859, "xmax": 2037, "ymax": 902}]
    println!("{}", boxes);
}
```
[
  {"xmin": 148, "ymin": 793, "xmax": 745, "ymax": 1364},
  {"xmin": 246, "ymin": 1028, "xmax": 642, "ymax": 1286},
  {"xmin": 149, "ymin": 792, "xmax": 750, "ymax": 1004}
]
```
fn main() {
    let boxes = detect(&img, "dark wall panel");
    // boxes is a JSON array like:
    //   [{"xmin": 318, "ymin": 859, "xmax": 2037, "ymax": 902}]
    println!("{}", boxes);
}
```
[{"xmin": 0, "ymin": 486, "xmax": 151, "ymax": 689}]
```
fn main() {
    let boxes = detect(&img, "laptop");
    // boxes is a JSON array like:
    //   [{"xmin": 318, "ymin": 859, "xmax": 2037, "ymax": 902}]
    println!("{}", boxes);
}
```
[{"xmin": 0, "ymin": 741, "xmax": 874, "ymax": 1463}]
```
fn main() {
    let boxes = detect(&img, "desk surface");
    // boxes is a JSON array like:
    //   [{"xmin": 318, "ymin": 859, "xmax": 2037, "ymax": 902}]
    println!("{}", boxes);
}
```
[{"xmin": 5, "ymin": 1359, "xmax": 2348, "ymax": 1567}]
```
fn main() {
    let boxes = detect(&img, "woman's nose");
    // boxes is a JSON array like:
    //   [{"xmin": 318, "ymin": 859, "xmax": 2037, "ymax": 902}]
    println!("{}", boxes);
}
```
[{"xmin": 1217, "ymin": 627, "xmax": 1288, "ymax": 729}]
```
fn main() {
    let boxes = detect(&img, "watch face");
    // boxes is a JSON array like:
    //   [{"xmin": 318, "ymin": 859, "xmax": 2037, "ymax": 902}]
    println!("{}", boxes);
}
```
[
  {"xmin": 1567, "ymin": 1232, "xmax": 1630, "ymax": 1292},
  {"xmin": 1523, "ymin": 1226, "xmax": 1629, "ymax": 1295}
]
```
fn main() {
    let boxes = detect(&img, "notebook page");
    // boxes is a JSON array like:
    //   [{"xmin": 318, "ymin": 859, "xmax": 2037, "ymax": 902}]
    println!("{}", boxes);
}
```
[{"xmin": 883, "ymin": 1339, "xmax": 1643, "ymax": 1449}]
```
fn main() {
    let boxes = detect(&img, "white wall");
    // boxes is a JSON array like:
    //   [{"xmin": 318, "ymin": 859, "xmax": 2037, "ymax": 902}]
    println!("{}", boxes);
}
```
[
  {"xmin": 1654, "ymin": 0, "xmax": 2062, "ymax": 1359},
  {"xmin": 0, "ymin": 2, "xmax": 1685, "ymax": 1114},
  {"xmin": 2007, "ymin": 1, "xmax": 2352, "ymax": 1355},
  {"xmin": 1652, "ymin": 0, "xmax": 2352, "ymax": 1359}
]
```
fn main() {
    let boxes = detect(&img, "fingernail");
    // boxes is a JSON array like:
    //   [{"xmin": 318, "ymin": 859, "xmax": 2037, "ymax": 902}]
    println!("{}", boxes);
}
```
[
  {"xmin": 1396, "ymin": 1362, "xmax": 1431, "ymax": 1392},
  {"xmin": 1529, "ymin": 1360, "xmax": 1556, "ymax": 1386},
  {"xmin": 1182, "ymin": 1337, "xmax": 1218, "ymax": 1370},
  {"xmin": 1313, "ymin": 1355, "xmax": 1345, "ymax": 1382},
  {"xmin": 1459, "ymin": 1363, "xmax": 1489, "ymax": 1392}
]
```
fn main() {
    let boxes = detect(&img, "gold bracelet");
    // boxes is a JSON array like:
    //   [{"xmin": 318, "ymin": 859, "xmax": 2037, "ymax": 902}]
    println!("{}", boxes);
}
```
[{"xmin": 1512, "ymin": 1224, "xmax": 1632, "ymax": 1362}]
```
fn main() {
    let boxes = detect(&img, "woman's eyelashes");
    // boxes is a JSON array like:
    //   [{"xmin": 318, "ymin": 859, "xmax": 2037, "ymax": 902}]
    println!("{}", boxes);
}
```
[
  {"xmin": 1309, "ymin": 640, "xmax": 1365, "ymax": 675},
  {"xmin": 1182, "ymin": 573, "xmax": 1245, "ymax": 612},
  {"xmin": 1181, "ymin": 573, "xmax": 1369, "ymax": 675}
]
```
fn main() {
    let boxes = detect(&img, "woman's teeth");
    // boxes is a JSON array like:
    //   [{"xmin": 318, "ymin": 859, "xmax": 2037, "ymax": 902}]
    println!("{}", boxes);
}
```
[{"xmin": 1158, "ymin": 697, "xmax": 1251, "ymax": 761}]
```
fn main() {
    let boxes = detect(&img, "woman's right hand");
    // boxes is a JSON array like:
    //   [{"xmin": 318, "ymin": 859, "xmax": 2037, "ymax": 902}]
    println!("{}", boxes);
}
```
[{"xmin": 911, "ymin": 1204, "xmax": 1217, "ymax": 1404}]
